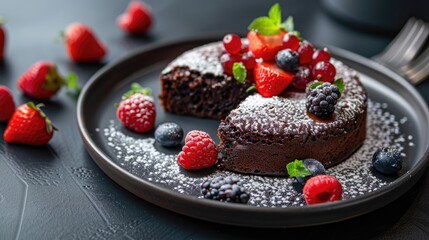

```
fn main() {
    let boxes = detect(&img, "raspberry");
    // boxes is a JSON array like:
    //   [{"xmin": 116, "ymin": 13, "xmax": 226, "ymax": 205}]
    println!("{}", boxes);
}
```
[
  {"xmin": 201, "ymin": 176, "xmax": 250, "ymax": 203},
  {"xmin": 177, "ymin": 130, "xmax": 218, "ymax": 170},
  {"xmin": 306, "ymin": 82, "xmax": 341, "ymax": 118},
  {"xmin": 303, "ymin": 175, "xmax": 342, "ymax": 205},
  {"xmin": 116, "ymin": 93, "xmax": 156, "ymax": 133}
]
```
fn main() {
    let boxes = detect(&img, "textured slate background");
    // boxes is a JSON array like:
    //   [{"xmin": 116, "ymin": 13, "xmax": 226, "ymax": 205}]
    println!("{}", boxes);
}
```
[{"xmin": 0, "ymin": 0, "xmax": 428, "ymax": 239}]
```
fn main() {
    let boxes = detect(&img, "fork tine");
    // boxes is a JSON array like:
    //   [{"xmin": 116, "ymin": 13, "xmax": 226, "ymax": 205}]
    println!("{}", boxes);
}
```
[
  {"xmin": 373, "ymin": 18, "xmax": 429, "ymax": 69},
  {"xmin": 401, "ymin": 46, "xmax": 429, "ymax": 85}
]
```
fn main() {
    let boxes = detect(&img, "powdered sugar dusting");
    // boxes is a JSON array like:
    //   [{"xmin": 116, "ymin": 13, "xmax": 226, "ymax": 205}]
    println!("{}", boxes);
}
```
[{"xmin": 102, "ymin": 100, "xmax": 411, "ymax": 207}]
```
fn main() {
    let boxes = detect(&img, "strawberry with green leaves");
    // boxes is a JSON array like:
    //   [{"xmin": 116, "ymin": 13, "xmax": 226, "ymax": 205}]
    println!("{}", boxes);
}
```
[
  {"xmin": 116, "ymin": 83, "xmax": 156, "ymax": 133},
  {"xmin": 4, "ymin": 102, "xmax": 57, "ymax": 146},
  {"xmin": 247, "ymin": 3, "xmax": 297, "ymax": 61},
  {"xmin": 64, "ymin": 22, "xmax": 107, "ymax": 63},
  {"xmin": 17, "ymin": 61, "xmax": 80, "ymax": 101}
]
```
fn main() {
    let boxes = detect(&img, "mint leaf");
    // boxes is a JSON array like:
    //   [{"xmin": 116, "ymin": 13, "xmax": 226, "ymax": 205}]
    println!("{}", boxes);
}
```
[
  {"xmin": 308, "ymin": 80, "xmax": 324, "ymax": 90},
  {"xmin": 268, "ymin": 3, "xmax": 281, "ymax": 26},
  {"xmin": 66, "ymin": 73, "xmax": 81, "ymax": 93},
  {"xmin": 248, "ymin": 17, "xmax": 280, "ymax": 35},
  {"xmin": 280, "ymin": 16, "xmax": 294, "ymax": 32},
  {"xmin": 333, "ymin": 78, "xmax": 344, "ymax": 93},
  {"xmin": 286, "ymin": 159, "xmax": 311, "ymax": 177},
  {"xmin": 233, "ymin": 62, "xmax": 247, "ymax": 83},
  {"xmin": 123, "ymin": 82, "xmax": 152, "ymax": 99},
  {"xmin": 246, "ymin": 85, "xmax": 256, "ymax": 93}
]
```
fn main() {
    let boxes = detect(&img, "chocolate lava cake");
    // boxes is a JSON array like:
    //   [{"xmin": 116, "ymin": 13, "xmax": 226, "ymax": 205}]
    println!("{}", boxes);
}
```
[
  {"xmin": 159, "ymin": 42, "xmax": 253, "ymax": 120},
  {"xmin": 159, "ymin": 42, "xmax": 368, "ymax": 176}
]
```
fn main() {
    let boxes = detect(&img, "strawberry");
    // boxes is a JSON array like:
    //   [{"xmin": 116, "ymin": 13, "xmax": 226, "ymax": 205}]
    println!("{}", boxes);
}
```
[
  {"xmin": 0, "ymin": 85, "xmax": 15, "ymax": 121},
  {"xmin": 254, "ymin": 62, "xmax": 293, "ymax": 97},
  {"xmin": 17, "ymin": 61, "xmax": 80, "ymax": 101},
  {"xmin": 303, "ymin": 175, "xmax": 343, "ymax": 205},
  {"xmin": 64, "ymin": 22, "xmax": 107, "ymax": 63},
  {"xmin": 0, "ymin": 17, "xmax": 5, "ymax": 61},
  {"xmin": 118, "ymin": 1, "xmax": 152, "ymax": 35},
  {"xmin": 177, "ymin": 130, "xmax": 218, "ymax": 170},
  {"xmin": 116, "ymin": 83, "xmax": 156, "ymax": 133},
  {"xmin": 4, "ymin": 102, "xmax": 57, "ymax": 146},
  {"xmin": 247, "ymin": 30, "xmax": 286, "ymax": 61}
]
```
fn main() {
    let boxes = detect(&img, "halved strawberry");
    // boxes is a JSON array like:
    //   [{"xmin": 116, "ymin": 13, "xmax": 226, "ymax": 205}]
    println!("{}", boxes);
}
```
[
  {"xmin": 254, "ymin": 62, "xmax": 293, "ymax": 97},
  {"xmin": 247, "ymin": 30, "xmax": 286, "ymax": 61}
]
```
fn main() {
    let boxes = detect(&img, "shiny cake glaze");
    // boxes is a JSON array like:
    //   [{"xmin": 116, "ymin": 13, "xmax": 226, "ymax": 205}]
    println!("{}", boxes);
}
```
[{"xmin": 218, "ymin": 60, "xmax": 368, "ymax": 175}]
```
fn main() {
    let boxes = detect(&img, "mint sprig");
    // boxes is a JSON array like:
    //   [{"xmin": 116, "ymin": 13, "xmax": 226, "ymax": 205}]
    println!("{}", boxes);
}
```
[
  {"xmin": 233, "ymin": 62, "xmax": 247, "ymax": 83},
  {"xmin": 122, "ymin": 82, "xmax": 152, "ymax": 100},
  {"xmin": 286, "ymin": 159, "xmax": 311, "ymax": 177},
  {"xmin": 248, "ymin": 3, "xmax": 299, "ymax": 36}
]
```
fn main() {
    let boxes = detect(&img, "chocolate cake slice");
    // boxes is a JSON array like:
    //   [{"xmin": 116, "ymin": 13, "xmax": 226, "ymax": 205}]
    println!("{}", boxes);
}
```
[
  {"xmin": 217, "ymin": 60, "xmax": 368, "ymax": 176},
  {"xmin": 159, "ymin": 42, "xmax": 252, "ymax": 120}
]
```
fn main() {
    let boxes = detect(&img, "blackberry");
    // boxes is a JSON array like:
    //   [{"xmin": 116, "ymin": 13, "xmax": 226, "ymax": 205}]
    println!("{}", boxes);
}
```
[
  {"xmin": 306, "ymin": 82, "xmax": 341, "ymax": 118},
  {"xmin": 201, "ymin": 176, "xmax": 250, "ymax": 204}
]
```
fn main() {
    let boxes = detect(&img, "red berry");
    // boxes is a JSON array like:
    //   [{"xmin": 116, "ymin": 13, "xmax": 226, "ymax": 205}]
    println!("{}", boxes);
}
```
[
  {"xmin": 242, "ymin": 51, "xmax": 256, "ymax": 70},
  {"xmin": 254, "ymin": 62, "xmax": 294, "ymax": 97},
  {"xmin": 4, "ymin": 102, "xmax": 56, "ymax": 146},
  {"xmin": 247, "ymin": 30, "xmax": 286, "ymax": 61},
  {"xmin": 303, "ymin": 175, "xmax": 343, "ymax": 205},
  {"xmin": 312, "ymin": 61, "xmax": 336, "ymax": 83},
  {"xmin": 297, "ymin": 41, "xmax": 314, "ymax": 65},
  {"xmin": 220, "ymin": 52, "xmax": 242, "ymax": 75},
  {"xmin": 0, "ymin": 85, "xmax": 15, "ymax": 121},
  {"xmin": 311, "ymin": 48, "xmax": 331, "ymax": 66},
  {"xmin": 65, "ymin": 22, "xmax": 107, "ymax": 63},
  {"xmin": 118, "ymin": 1, "xmax": 152, "ymax": 35},
  {"xmin": 0, "ymin": 21, "xmax": 5, "ymax": 61},
  {"xmin": 223, "ymin": 34, "xmax": 242, "ymax": 55},
  {"xmin": 177, "ymin": 130, "xmax": 218, "ymax": 170},
  {"xmin": 18, "ymin": 61, "xmax": 64, "ymax": 100},
  {"xmin": 116, "ymin": 92, "xmax": 156, "ymax": 133},
  {"xmin": 282, "ymin": 33, "xmax": 300, "ymax": 51},
  {"xmin": 240, "ymin": 41, "xmax": 249, "ymax": 53},
  {"xmin": 292, "ymin": 66, "xmax": 312, "ymax": 90}
]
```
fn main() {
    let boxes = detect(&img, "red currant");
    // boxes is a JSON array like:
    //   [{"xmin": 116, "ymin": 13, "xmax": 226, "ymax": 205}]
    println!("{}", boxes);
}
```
[
  {"xmin": 242, "ymin": 51, "xmax": 256, "ymax": 70},
  {"xmin": 297, "ymin": 41, "xmax": 314, "ymax": 65},
  {"xmin": 312, "ymin": 61, "xmax": 336, "ymax": 83},
  {"xmin": 311, "ymin": 48, "xmax": 331, "ymax": 66},
  {"xmin": 241, "ymin": 41, "xmax": 249, "ymax": 53},
  {"xmin": 292, "ymin": 66, "xmax": 312, "ymax": 90},
  {"xmin": 220, "ymin": 52, "xmax": 242, "ymax": 75},
  {"xmin": 282, "ymin": 33, "xmax": 300, "ymax": 51},
  {"xmin": 223, "ymin": 34, "xmax": 242, "ymax": 55}
]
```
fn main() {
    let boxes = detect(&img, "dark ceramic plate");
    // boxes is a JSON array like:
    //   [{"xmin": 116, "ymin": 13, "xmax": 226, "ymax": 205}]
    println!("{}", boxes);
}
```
[{"xmin": 77, "ymin": 35, "xmax": 429, "ymax": 228}]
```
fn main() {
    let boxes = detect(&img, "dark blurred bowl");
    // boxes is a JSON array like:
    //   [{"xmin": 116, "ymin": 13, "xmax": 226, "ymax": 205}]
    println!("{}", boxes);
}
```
[{"xmin": 322, "ymin": 0, "xmax": 429, "ymax": 34}]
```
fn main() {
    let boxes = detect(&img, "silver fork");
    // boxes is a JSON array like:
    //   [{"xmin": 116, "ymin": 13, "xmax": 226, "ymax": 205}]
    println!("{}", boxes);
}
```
[
  {"xmin": 373, "ymin": 18, "xmax": 429, "ymax": 68},
  {"xmin": 373, "ymin": 17, "xmax": 429, "ymax": 84}
]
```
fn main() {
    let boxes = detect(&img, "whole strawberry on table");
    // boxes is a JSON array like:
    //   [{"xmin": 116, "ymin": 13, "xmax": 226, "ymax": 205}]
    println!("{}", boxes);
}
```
[
  {"xmin": 4, "ymin": 102, "xmax": 57, "ymax": 146},
  {"xmin": 17, "ymin": 61, "xmax": 80, "ymax": 101}
]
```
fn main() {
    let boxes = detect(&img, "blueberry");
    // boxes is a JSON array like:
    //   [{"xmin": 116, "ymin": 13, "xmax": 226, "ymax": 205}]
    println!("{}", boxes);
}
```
[
  {"xmin": 154, "ymin": 122, "xmax": 184, "ymax": 147},
  {"xmin": 372, "ymin": 147, "xmax": 403, "ymax": 174},
  {"xmin": 275, "ymin": 49, "xmax": 299, "ymax": 72},
  {"xmin": 296, "ymin": 159, "xmax": 326, "ymax": 185}
]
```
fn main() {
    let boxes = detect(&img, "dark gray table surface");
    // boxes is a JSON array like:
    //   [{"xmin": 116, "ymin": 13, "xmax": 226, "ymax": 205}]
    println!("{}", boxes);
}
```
[{"xmin": 1, "ymin": 0, "xmax": 429, "ymax": 239}]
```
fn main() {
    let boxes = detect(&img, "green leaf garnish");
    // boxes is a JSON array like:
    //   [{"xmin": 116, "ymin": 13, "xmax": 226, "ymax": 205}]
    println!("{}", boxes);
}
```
[
  {"xmin": 248, "ymin": 3, "xmax": 298, "ymax": 36},
  {"xmin": 246, "ymin": 85, "xmax": 257, "ymax": 93},
  {"xmin": 65, "ymin": 73, "xmax": 81, "ymax": 93},
  {"xmin": 333, "ymin": 78, "xmax": 344, "ymax": 93},
  {"xmin": 308, "ymin": 80, "xmax": 324, "ymax": 90},
  {"xmin": 248, "ymin": 17, "xmax": 280, "ymax": 35},
  {"xmin": 233, "ymin": 62, "xmax": 247, "ymax": 83},
  {"xmin": 286, "ymin": 159, "xmax": 311, "ymax": 177},
  {"xmin": 122, "ymin": 82, "xmax": 152, "ymax": 99},
  {"xmin": 281, "ymin": 16, "xmax": 294, "ymax": 32},
  {"xmin": 268, "ymin": 3, "xmax": 281, "ymax": 26}
]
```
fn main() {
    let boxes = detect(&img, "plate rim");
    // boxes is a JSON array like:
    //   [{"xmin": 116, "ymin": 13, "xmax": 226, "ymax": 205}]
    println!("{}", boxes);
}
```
[{"xmin": 76, "ymin": 34, "xmax": 429, "ymax": 228}]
